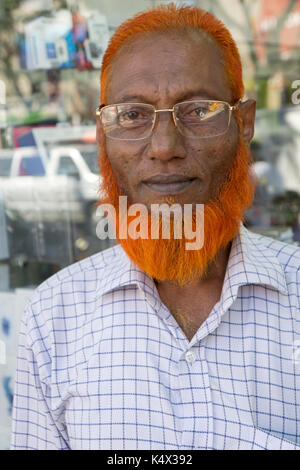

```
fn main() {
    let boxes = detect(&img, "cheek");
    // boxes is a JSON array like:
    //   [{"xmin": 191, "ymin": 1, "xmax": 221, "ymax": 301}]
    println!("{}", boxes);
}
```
[
  {"xmin": 187, "ymin": 137, "xmax": 234, "ymax": 171},
  {"xmin": 186, "ymin": 126, "xmax": 239, "ymax": 189},
  {"xmin": 105, "ymin": 142, "xmax": 141, "ymax": 189}
]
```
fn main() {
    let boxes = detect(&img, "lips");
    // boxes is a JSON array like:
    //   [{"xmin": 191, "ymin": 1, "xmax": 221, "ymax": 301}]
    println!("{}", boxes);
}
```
[{"xmin": 142, "ymin": 174, "xmax": 197, "ymax": 194}]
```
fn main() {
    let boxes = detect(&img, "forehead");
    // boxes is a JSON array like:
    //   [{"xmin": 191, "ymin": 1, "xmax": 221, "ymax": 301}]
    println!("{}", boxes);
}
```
[{"xmin": 106, "ymin": 30, "xmax": 232, "ymax": 104}]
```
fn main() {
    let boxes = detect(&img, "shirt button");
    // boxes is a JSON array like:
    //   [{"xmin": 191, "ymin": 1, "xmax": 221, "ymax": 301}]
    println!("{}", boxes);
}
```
[
  {"xmin": 210, "ymin": 378, "xmax": 219, "ymax": 389},
  {"xmin": 185, "ymin": 350, "xmax": 196, "ymax": 364}
]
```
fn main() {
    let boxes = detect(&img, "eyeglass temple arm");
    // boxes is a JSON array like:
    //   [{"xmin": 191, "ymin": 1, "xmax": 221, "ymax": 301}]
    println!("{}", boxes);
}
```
[
  {"xmin": 95, "ymin": 104, "xmax": 105, "ymax": 116},
  {"xmin": 230, "ymin": 99, "xmax": 242, "ymax": 111}
]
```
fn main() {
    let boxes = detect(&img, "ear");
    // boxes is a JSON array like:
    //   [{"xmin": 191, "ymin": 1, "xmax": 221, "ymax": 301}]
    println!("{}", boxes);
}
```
[{"xmin": 239, "ymin": 99, "xmax": 256, "ymax": 145}]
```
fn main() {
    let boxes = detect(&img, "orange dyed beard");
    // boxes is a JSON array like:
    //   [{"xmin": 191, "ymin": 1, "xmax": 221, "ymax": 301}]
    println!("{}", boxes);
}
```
[{"xmin": 98, "ymin": 131, "xmax": 255, "ymax": 286}]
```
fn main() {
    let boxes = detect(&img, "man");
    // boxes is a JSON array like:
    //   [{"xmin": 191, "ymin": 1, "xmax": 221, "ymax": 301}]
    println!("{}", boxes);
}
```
[{"xmin": 11, "ymin": 3, "xmax": 300, "ymax": 450}]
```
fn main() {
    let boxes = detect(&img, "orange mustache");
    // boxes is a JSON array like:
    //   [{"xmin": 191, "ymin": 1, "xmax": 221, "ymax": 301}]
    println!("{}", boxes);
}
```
[{"xmin": 98, "ymin": 130, "xmax": 255, "ymax": 286}]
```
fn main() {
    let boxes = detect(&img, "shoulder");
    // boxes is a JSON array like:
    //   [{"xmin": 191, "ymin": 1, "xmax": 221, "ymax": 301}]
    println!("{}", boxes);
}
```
[
  {"xmin": 24, "ymin": 244, "xmax": 127, "ymax": 339},
  {"xmin": 243, "ymin": 227, "xmax": 300, "ymax": 301},
  {"xmin": 19, "ymin": 244, "xmax": 130, "ymax": 386},
  {"xmin": 35, "ymin": 243, "xmax": 125, "ymax": 295}
]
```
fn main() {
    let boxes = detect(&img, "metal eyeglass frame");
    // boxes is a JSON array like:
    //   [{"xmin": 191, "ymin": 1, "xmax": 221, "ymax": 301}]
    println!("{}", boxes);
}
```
[{"xmin": 95, "ymin": 98, "xmax": 242, "ymax": 140}]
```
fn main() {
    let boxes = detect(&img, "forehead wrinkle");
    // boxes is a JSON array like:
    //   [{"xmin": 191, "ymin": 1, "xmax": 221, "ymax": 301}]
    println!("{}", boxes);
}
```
[
  {"xmin": 109, "ymin": 61, "xmax": 225, "ymax": 102},
  {"xmin": 108, "ymin": 72, "xmax": 160, "ymax": 104},
  {"xmin": 111, "ymin": 71, "xmax": 229, "ymax": 105},
  {"xmin": 107, "ymin": 31, "xmax": 232, "ymax": 104}
]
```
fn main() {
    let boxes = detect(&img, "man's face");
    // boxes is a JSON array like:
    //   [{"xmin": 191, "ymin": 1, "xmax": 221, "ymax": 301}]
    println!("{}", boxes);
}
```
[{"xmin": 104, "ymin": 31, "xmax": 239, "ymax": 208}]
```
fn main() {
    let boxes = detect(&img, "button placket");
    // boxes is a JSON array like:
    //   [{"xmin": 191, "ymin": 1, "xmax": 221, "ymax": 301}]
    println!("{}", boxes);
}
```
[{"xmin": 178, "ymin": 344, "xmax": 214, "ymax": 449}]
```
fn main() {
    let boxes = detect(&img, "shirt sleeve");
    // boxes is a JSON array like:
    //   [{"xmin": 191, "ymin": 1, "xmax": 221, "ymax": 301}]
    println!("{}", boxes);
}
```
[{"xmin": 10, "ymin": 303, "xmax": 70, "ymax": 450}]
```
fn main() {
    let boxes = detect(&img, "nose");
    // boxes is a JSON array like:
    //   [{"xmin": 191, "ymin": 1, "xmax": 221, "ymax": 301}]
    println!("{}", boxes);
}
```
[{"xmin": 147, "ymin": 111, "xmax": 185, "ymax": 162}]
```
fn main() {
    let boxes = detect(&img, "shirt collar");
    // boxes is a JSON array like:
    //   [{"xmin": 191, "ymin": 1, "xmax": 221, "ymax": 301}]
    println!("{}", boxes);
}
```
[
  {"xmin": 218, "ymin": 222, "xmax": 288, "ymax": 315},
  {"xmin": 96, "ymin": 245, "xmax": 162, "ymax": 310},
  {"xmin": 96, "ymin": 222, "xmax": 288, "ymax": 306}
]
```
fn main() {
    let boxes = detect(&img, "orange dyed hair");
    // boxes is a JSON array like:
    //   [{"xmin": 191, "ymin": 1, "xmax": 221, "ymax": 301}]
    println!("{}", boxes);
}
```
[{"xmin": 100, "ymin": 2, "xmax": 244, "ymax": 105}]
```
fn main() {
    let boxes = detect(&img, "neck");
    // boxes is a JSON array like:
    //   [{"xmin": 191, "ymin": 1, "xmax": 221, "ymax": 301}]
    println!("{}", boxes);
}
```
[{"xmin": 154, "ymin": 241, "xmax": 233, "ymax": 341}]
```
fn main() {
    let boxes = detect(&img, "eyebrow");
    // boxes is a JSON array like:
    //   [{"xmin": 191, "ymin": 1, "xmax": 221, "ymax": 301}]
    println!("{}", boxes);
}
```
[{"xmin": 115, "ymin": 89, "xmax": 222, "ymax": 104}]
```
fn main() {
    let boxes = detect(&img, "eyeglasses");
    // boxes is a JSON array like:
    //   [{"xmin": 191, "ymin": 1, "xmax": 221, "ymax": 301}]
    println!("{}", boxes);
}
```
[{"xmin": 95, "ymin": 99, "xmax": 241, "ymax": 141}]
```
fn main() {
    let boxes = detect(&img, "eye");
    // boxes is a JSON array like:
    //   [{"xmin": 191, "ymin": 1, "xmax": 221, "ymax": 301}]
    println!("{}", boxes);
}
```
[
  {"xmin": 180, "ymin": 105, "xmax": 210, "ymax": 121},
  {"xmin": 117, "ymin": 106, "xmax": 153, "ymax": 128},
  {"xmin": 121, "ymin": 110, "xmax": 140, "ymax": 121},
  {"xmin": 193, "ymin": 107, "xmax": 207, "ymax": 118}
]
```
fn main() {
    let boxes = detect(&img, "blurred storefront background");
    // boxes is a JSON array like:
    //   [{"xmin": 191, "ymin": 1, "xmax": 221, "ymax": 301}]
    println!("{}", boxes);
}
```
[{"xmin": 0, "ymin": 0, "xmax": 300, "ymax": 450}]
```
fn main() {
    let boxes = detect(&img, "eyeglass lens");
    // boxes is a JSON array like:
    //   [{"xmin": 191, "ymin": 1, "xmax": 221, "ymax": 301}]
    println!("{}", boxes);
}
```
[{"xmin": 101, "ymin": 101, "xmax": 231, "ymax": 140}]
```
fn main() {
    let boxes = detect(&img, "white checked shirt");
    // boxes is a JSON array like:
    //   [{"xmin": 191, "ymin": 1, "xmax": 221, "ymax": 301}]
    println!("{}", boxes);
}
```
[{"xmin": 10, "ymin": 223, "xmax": 300, "ymax": 450}]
